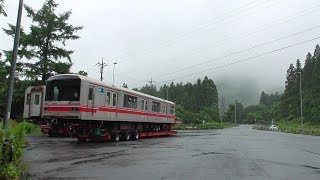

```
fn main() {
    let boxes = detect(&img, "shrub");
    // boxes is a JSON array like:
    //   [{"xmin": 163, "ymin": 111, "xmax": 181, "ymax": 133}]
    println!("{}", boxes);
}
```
[{"xmin": 0, "ymin": 120, "xmax": 32, "ymax": 179}]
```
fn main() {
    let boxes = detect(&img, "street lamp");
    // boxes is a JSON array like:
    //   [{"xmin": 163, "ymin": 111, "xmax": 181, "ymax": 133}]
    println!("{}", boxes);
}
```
[
  {"xmin": 112, "ymin": 62, "xmax": 117, "ymax": 86},
  {"xmin": 298, "ymin": 72, "xmax": 303, "ymax": 133}
]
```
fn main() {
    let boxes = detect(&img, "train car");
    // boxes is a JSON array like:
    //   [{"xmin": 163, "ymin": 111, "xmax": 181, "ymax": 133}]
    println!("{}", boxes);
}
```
[
  {"xmin": 41, "ymin": 74, "xmax": 177, "ymax": 141},
  {"xmin": 23, "ymin": 85, "xmax": 51, "ymax": 134},
  {"xmin": 23, "ymin": 85, "xmax": 46, "ymax": 120}
]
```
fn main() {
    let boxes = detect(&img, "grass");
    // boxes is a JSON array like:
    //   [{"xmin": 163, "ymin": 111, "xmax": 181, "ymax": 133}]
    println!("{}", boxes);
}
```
[
  {"xmin": 175, "ymin": 122, "xmax": 234, "ymax": 130},
  {"xmin": 252, "ymin": 119, "xmax": 320, "ymax": 136},
  {"xmin": 277, "ymin": 119, "xmax": 320, "ymax": 136},
  {"xmin": 0, "ymin": 120, "xmax": 40, "ymax": 179}
]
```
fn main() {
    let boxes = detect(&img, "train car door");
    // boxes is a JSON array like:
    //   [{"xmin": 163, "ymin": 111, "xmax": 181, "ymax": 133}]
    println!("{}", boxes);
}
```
[
  {"xmin": 87, "ymin": 86, "xmax": 94, "ymax": 117},
  {"xmin": 110, "ymin": 92, "xmax": 118, "ymax": 120},
  {"xmin": 141, "ymin": 99, "xmax": 147, "ymax": 121},
  {"xmin": 96, "ymin": 87, "xmax": 105, "ymax": 119},
  {"xmin": 30, "ymin": 92, "xmax": 41, "ymax": 117},
  {"xmin": 105, "ymin": 91, "xmax": 111, "ymax": 120},
  {"xmin": 165, "ymin": 105, "xmax": 168, "ymax": 122}
]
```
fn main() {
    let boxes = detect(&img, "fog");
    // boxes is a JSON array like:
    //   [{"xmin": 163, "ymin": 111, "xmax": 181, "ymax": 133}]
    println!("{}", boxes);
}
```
[
  {"xmin": 1, "ymin": 0, "xmax": 320, "ymax": 106},
  {"xmin": 215, "ymin": 75, "xmax": 283, "ymax": 107}
]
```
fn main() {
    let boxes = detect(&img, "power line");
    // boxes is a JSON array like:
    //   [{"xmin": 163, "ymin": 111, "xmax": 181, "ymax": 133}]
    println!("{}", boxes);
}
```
[
  {"xmin": 125, "ymin": 4, "xmax": 320, "ymax": 83},
  {"xmin": 153, "ymin": 36, "xmax": 320, "ymax": 85},
  {"xmin": 86, "ymin": 63, "xmax": 98, "ymax": 73},
  {"xmin": 130, "ymin": 25, "xmax": 320, "ymax": 86},
  {"xmin": 114, "ymin": 0, "xmax": 279, "ymax": 63},
  {"xmin": 112, "ymin": 0, "xmax": 266, "ymax": 62}
]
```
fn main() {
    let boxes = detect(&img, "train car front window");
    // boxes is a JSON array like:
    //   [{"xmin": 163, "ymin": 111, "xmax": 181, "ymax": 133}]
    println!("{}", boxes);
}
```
[{"xmin": 46, "ymin": 79, "xmax": 81, "ymax": 101}]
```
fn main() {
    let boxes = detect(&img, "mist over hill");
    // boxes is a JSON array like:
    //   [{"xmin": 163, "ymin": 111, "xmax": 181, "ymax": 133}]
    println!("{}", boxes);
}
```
[{"xmin": 215, "ymin": 75, "xmax": 284, "ymax": 107}]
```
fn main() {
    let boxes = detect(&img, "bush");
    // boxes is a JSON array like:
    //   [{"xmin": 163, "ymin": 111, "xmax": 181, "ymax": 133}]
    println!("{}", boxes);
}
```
[
  {"xmin": 21, "ymin": 121, "xmax": 41, "ymax": 134},
  {"xmin": 175, "ymin": 122, "xmax": 233, "ymax": 130},
  {"xmin": 0, "ymin": 120, "xmax": 36, "ymax": 179}
]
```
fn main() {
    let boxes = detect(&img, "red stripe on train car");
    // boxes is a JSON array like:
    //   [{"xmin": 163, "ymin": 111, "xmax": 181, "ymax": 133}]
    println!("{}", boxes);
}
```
[
  {"xmin": 45, "ymin": 105, "xmax": 175, "ymax": 119},
  {"xmin": 47, "ymin": 107, "xmax": 73, "ymax": 112}
]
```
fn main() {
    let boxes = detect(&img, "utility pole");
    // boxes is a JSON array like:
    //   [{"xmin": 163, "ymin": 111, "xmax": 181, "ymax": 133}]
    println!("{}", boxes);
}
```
[
  {"xmin": 234, "ymin": 99, "xmax": 237, "ymax": 125},
  {"xmin": 3, "ymin": 0, "xmax": 24, "ymax": 131},
  {"xmin": 149, "ymin": 77, "xmax": 155, "ymax": 87},
  {"xmin": 298, "ymin": 72, "xmax": 303, "ymax": 133},
  {"xmin": 112, "ymin": 62, "xmax": 117, "ymax": 86},
  {"xmin": 220, "ymin": 97, "xmax": 225, "ymax": 124},
  {"xmin": 166, "ymin": 85, "xmax": 169, "ymax": 100},
  {"xmin": 97, "ymin": 58, "xmax": 107, "ymax": 81}
]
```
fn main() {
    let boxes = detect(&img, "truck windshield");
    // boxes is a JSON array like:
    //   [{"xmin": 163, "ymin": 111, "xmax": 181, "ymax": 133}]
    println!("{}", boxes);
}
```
[{"xmin": 45, "ymin": 79, "xmax": 81, "ymax": 101}]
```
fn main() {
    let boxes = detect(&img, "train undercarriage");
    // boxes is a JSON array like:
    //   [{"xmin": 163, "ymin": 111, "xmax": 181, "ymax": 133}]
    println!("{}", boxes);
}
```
[{"xmin": 44, "ymin": 119, "xmax": 177, "ymax": 142}]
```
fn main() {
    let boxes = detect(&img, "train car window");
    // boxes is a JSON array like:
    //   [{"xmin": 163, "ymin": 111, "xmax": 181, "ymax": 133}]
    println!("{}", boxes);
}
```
[
  {"xmin": 46, "ymin": 79, "xmax": 80, "ymax": 101},
  {"xmin": 170, "ymin": 106, "xmax": 175, "ymax": 115},
  {"xmin": 145, "ymin": 100, "xmax": 148, "ymax": 111},
  {"xmin": 106, "ymin": 92, "xmax": 111, "ymax": 105},
  {"xmin": 142, "ymin": 100, "xmax": 145, "ymax": 110},
  {"xmin": 163, "ymin": 105, "xmax": 165, "ymax": 113},
  {"xmin": 124, "ymin": 94, "xmax": 137, "ymax": 109},
  {"xmin": 53, "ymin": 86, "xmax": 59, "ymax": 101},
  {"xmin": 112, "ymin": 93, "xmax": 117, "ymax": 106},
  {"xmin": 152, "ymin": 101, "xmax": 160, "ymax": 112},
  {"xmin": 26, "ymin": 93, "xmax": 31, "ymax": 104},
  {"xmin": 88, "ymin": 88, "xmax": 93, "ymax": 101},
  {"xmin": 34, "ymin": 94, "xmax": 40, "ymax": 105},
  {"xmin": 165, "ymin": 105, "xmax": 168, "ymax": 114}
]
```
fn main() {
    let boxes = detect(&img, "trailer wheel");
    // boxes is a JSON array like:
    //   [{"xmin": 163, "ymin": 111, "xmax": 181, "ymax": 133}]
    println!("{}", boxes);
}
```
[
  {"xmin": 124, "ymin": 131, "xmax": 131, "ymax": 141},
  {"xmin": 132, "ymin": 131, "xmax": 139, "ymax": 140},
  {"xmin": 113, "ymin": 132, "xmax": 120, "ymax": 142}
]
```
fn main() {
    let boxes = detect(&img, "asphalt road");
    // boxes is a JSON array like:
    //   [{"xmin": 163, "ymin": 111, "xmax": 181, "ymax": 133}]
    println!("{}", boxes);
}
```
[{"xmin": 24, "ymin": 125, "xmax": 320, "ymax": 180}]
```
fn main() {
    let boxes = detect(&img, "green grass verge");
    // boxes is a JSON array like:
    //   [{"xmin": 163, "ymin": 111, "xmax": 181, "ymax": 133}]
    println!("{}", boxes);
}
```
[
  {"xmin": 253, "ymin": 119, "xmax": 320, "ymax": 136},
  {"xmin": 175, "ymin": 122, "xmax": 234, "ymax": 130},
  {"xmin": 277, "ymin": 119, "xmax": 320, "ymax": 136},
  {"xmin": 0, "ymin": 120, "xmax": 41, "ymax": 179}
]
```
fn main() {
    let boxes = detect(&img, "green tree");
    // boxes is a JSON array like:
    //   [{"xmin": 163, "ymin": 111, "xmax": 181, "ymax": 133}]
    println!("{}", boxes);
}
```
[
  {"xmin": 122, "ymin": 83, "xmax": 128, "ymax": 88},
  {"xmin": 303, "ymin": 52, "xmax": 314, "ymax": 88},
  {"xmin": 4, "ymin": 0, "xmax": 83, "ymax": 83},
  {"xmin": 77, "ymin": 70, "xmax": 88, "ymax": 76},
  {"xmin": 0, "ymin": 0, "xmax": 6, "ymax": 16},
  {"xmin": 259, "ymin": 91, "xmax": 268, "ymax": 106},
  {"xmin": 139, "ymin": 84, "xmax": 158, "ymax": 97}
]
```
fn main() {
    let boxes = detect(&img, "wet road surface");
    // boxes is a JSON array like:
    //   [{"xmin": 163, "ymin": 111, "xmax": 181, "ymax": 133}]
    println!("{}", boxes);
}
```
[{"xmin": 24, "ymin": 125, "xmax": 320, "ymax": 180}]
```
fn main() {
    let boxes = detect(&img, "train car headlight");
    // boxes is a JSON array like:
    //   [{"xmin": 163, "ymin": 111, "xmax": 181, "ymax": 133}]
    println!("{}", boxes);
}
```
[{"xmin": 72, "ymin": 107, "xmax": 79, "ymax": 111}]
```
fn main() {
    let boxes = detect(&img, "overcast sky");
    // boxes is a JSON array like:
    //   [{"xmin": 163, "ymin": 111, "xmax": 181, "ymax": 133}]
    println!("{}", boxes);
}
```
[{"xmin": 1, "ymin": 0, "xmax": 320, "ymax": 95}]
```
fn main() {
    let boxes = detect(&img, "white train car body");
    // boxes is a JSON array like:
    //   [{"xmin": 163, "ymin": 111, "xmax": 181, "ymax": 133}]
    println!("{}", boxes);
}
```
[
  {"xmin": 23, "ymin": 85, "xmax": 46, "ymax": 119},
  {"xmin": 43, "ymin": 74, "xmax": 176, "ymax": 124}
]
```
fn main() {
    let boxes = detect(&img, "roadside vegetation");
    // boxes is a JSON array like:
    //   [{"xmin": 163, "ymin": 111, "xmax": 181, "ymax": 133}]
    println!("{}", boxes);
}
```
[
  {"xmin": 277, "ymin": 119, "xmax": 320, "ymax": 136},
  {"xmin": 0, "ymin": 120, "xmax": 40, "ymax": 179},
  {"xmin": 175, "ymin": 122, "xmax": 234, "ymax": 130}
]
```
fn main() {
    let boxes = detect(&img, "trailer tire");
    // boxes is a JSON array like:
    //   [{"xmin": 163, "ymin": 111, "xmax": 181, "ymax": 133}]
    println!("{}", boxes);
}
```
[
  {"xmin": 112, "ymin": 132, "xmax": 120, "ymax": 142},
  {"xmin": 132, "ymin": 131, "xmax": 139, "ymax": 140},
  {"xmin": 124, "ymin": 131, "xmax": 131, "ymax": 141}
]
